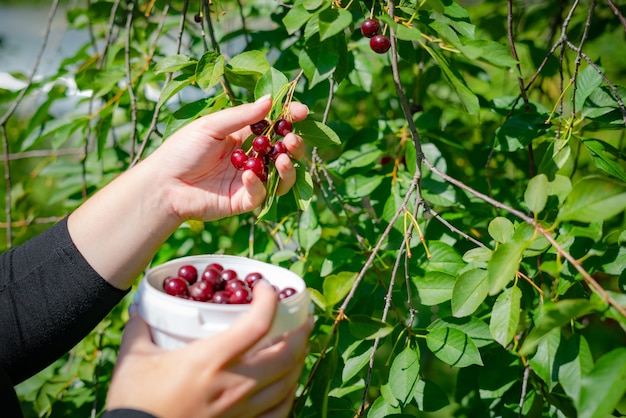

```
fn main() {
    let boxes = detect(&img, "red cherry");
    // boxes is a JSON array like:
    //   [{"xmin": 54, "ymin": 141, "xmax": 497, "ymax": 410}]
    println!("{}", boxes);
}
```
[
  {"xmin": 278, "ymin": 287, "xmax": 297, "ymax": 300},
  {"xmin": 252, "ymin": 135, "xmax": 272, "ymax": 155},
  {"xmin": 370, "ymin": 34, "xmax": 391, "ymax": 53},
  {"xmin": 244, "ymin": 156, "xmax": 266, "ymax": 179},
  {"xmin": 206, "ymin": 263, "xmax": 224, "ymax": 272},
  {"xmin": 269, "ymin": 141, "xmax": 287, "ymax": 161},
  {"xmin": 163, "ymin": 277, "xmax": 189, "ymax": 298},
  {"xmin": 274, "ymin": 119, "xmax": 293, "ymax": 137},
  {"xmin": 189, "ymin": 280, "xmax": 214, "ymax": 302},
  {"xmin": 245, "ymin": 272, "xmax": 264, "ymax": 288},
  {"xmin": 250, "ymin": 119, "xmax": 269, "ymax": 135},
  {"xmin": 229, "ymin": 287, "xmax": 252, "ymax": 304},
  {"xmin": 361, "ymin": 18, "xmax": 380, "ymax": 38},
  {"xmin": 225, "ymin": 278, "xmax": 247, "ymax": 292},
  {"xmin": 220, "ymin": 269, "xmax": 238, "ymax": 282},
  {"xmin": 177, "ymin": 264, "xmax": 198, "ymax": 285},
  {"xmin": 201, "ymin": 268, "xmax": 224, "ymax": 291},
  {"xmin": 231, "ymin": 149, "xmax": 247, "ymax": 170},
  {"xmin": 212, "ymin": 290, "xmax": 231, "ymax": 304}
]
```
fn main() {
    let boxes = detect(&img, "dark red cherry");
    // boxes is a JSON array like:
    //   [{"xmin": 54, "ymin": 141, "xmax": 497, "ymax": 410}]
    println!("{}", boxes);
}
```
[
  {"xmin": 370, "ymin": 34, "xmax": 391, "ymax": 53},
  {"xmin": 177, "ymin": 264, "xmax": 198, "ymax": 285},
  {"xmin": 250, "ymin": 119, "xmax": 270, "ymax": 135},
  {"xmin": 252, "ymin": 135, "xmax": 272, "ymax": 155},
  {"xmin": 231, "ymin": 149, "xmax": 248, "ymax": 170},
  {"xmin": 361, "ymin": 18, "xmax": 380, "ymax": 38},
  {"xmin": 201, "ymin": 268, "xmax": 224, "ymax": 291},
  {"xmin": 245, "ymin": 272, "xmax": 264, "ymax": 288},
  {"xmin": 163, "ymin": 277, "xmax": 189, "ymax": 298},
  {"xmin": 189, "ymin": 280, "xmax": 214, "ymax": 302},
  {"xmin": 212, "ymin": 290, "xmax": 231, "ymax": 304},
  {"xmin": 278, "ymin": 287, "xmax": 297, "ymax": 300},
  {"xmin": 269, "ymin": 141, "xmax": 287, "ymax": 161},
  {"xmin": 244, "ymin": 156, "xmax": 266, "ymax": 178},
  {"xmin": 229, "ymin": 287, "xmax": 252, "ymax": 304},
  {"xmin": 206, "ymin": 263, "xmax": 224, "ymax": 273},
  {"xmin": 274, "ymin": 119, "xmax": 293, "ymax": 137}
]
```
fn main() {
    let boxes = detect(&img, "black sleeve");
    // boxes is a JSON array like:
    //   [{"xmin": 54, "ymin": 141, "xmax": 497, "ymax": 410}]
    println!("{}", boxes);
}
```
[
  {"xmin": 0, "ymin": 217, "xmax": 129, "ymax": 384},
  {"xmin": 102, "ymin": 409, "xmax": 159, "ymax": 418}
]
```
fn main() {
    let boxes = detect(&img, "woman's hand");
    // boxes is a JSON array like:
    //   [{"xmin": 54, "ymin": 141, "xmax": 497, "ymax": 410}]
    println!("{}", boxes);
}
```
[
  {"xmin": 146, "ymin": 95, "xmax": 308, "ymax": 223},
  {"xmin": 68, "ymin": 97, "xmax": 308, "ymax": 289},
  {"xmin": 106, "ymin": 281, "xmax": 313, "ymax": 418}
]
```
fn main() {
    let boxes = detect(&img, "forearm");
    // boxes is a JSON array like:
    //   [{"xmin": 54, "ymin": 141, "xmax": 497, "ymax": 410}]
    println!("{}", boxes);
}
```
[{"xmin": 67, "ymin": 159, "xmax": 181, "ymax": 290}]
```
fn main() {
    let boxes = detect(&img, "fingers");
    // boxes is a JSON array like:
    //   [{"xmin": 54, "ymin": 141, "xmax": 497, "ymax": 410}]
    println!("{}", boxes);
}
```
[
  {"xmin": 200, "ymin": 280, "xmax": 278, "ymax": 365},
  {"xmin": 288, "ymin": 102, "xmax": 309, "ymax": 123},
  {"xmin": 194, "ymin": 95, "xmax": 273, "ymax": 140},
  {"xmin": 117, "ymin": 313, "xmax": 157, "ymax": 357}
]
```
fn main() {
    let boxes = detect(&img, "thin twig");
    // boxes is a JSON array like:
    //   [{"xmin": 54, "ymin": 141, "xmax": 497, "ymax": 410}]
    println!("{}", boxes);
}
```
[{"xmin": 125, "ymin": 0, "xmax": 139, "ymax": 160}]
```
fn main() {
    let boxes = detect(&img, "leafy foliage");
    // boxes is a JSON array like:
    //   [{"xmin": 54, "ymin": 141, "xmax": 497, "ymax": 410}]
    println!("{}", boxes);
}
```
[{"xmin": 1, "ymin": 0, "xmax": 625, "ymax": 417}]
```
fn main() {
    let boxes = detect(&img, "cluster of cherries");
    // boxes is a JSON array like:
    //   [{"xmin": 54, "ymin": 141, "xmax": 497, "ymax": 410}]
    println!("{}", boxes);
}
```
[
  {"xmin": 361, "ymin": 18, "xmax": 391, "ymax": 54},
  {"xmin": 162, "ymin": 262, "xmax": 297, "ymax": 304},
  {"xmin": 230, "ymin": 118, "xmax": 293, "ymax": 181}
]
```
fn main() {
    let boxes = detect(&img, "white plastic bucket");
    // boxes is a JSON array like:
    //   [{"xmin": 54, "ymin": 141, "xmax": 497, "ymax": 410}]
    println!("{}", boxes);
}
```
[{"xmin": 136, "ymin": 254, "xmax": 310, "ymax": 350}]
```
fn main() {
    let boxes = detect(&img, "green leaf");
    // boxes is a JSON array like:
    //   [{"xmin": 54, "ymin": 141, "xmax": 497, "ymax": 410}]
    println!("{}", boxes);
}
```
[
  {"xmin": 323, "ymin": 271, "xmax": 357, "ymax": 306},
  {"xmin": 557, "ymin": 175, "xmax": 626, "ymax": 223},
  {"xmin": 525, "ymin": 174, "xmax": 549, "ymax": 214},
  {"xmin": 157, "ymin": 73, "xmax": 193, "ymax": 108},
  {"xmin": 426, "ymin": 327, "xmax": 483, "ymax": 367},
  {"xmin": 307, "ymin": 287, "xmax": 327, "ymax": 311},
  {"xmin": 293, "ymin": 160, "xmax": 314, "ymax": 212},
  {"xmin": 154, "ymin": 54, "xmax": 197, "ymax": 74},
  {"xmin": 428, "ymin": 316, "xmax": 493, "ymax": 348},
  {"xmin": 282, "ymin": 1, "xmax": 321, "ymax": 34},
  {"xmin": 254, "ymin": 68, "xmax": 289, "ymax": 115},
  {"xmin": 520, "ymin": 299, "xmax": 600, "ymax": 356},
  {"xmin": 494, "ymin": 112, "xmax": 549, "ymax": 152},
  {"xmin": 224, "ymin": 51, "xmax": 269, "ymax": 91},
  {"xmin": 488, "ymin": 217, "xmax": 514, "ymax": 243},
  {"xmin": 578, "ymin": 348, "xmax": 626, "ymax": 418},
  {"xmin": 163, "ymin": 94, "xmax": 229, "ymax": 139},
  {"xmin": 328, "ymin": 143, "xmax": 381, "ymax": 175},
  {"xmin": 574, "ymin": 64, "xmax": 604, "ymax": 109},
  {"xmin": 342, "ymin": 343, "xmax": 373, "ymax": 383},
  {"xmin": 556, "ymin": 333, "xmax": 593, "ymax": 403},
  {"xmin": 295, "ymin": 119, "xmax": 341, "ymax": 148},
  {"xmin": 419, "ymin": 40, "xmax": 479, "ymax": 116},
  {"xmin": 528, "ymin": 328, "xmax": 561, "ymax": 391},
  {"xmin": 380, "ymin": 15, "xmax": 422, "ymax": 41},
  {"xmin": 294, "ymin": 206, "xmax": 322, "ymax": 252},
  {"xmin": 318, "ymin": 8, "xmax": 352, "ymax": 41},
  {"xmin": 348, "ymin": 315, "xmax": 394, "ymax": 340},
  {"xmin": 413, "ymin": 271, "xmax": 456, "ymax": 306},
  {"xmin": 582, "ymin": 139, "xmax": 626, "ymax": 183},
  {"xmin": 299, "ymin": 34, "xmax": 339, "ymax": 88},
  {"xmin": 489, "ymin": 286, "xmax": 521, "ymax": 347},
  {"xmin": 460, "ymin": 39, "xmax": 519, "ymax": 68},
  {"xmin": 195, "ymin": 52, "xmax": 224, "ymax": 92},
  {"xmin": 413, "ymin": 379, "xmax": 450, "ymax": 412},
  {"xmin": 344, "ymin": 174, "xmax": 383, "ymax": 198},
  {"xmin": 425, "ymin": 241, "xmax": 466, "ymax": 274},
  {"xmin": 452, "ymin": 268, "xmax": 490, "ymax": 317},
  {"xmin": 488, "ymin": 239, "xmax": 528, "ymax": 295},
  {"xmin": 389, "ymin": 345, "xmax": 421, "ymax": 404}
]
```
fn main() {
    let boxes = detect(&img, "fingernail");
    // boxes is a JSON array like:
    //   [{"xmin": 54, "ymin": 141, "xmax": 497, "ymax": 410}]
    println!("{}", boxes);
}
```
[{"xmin": 254, "ymin": 94, "xmax": 271, "ymax": 103}]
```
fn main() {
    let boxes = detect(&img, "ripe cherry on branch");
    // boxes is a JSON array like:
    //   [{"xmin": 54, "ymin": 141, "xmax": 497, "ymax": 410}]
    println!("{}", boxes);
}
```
[
  {"xmin": 229, "ymin": 116, "xmax": 290, "ymax": 182},
  {"xmin": 370, "ymin": 34, "xmax": 391, "ymax": 54},
  {"xmin": 361, "ymin": 18, "xmax": 381, "ymax": 38}
]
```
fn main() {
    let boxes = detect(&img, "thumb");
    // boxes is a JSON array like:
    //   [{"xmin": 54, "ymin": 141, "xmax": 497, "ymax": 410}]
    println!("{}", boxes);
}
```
[{"xmin": 198, "ymin": 280, "xmax": 278, "ymax": 365}]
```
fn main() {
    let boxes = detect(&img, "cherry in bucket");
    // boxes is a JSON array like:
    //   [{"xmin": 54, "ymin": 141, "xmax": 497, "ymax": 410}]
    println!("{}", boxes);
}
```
[{"xmin": 161, "ymin": 262, "xmax": 298, "ymax": 304}]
